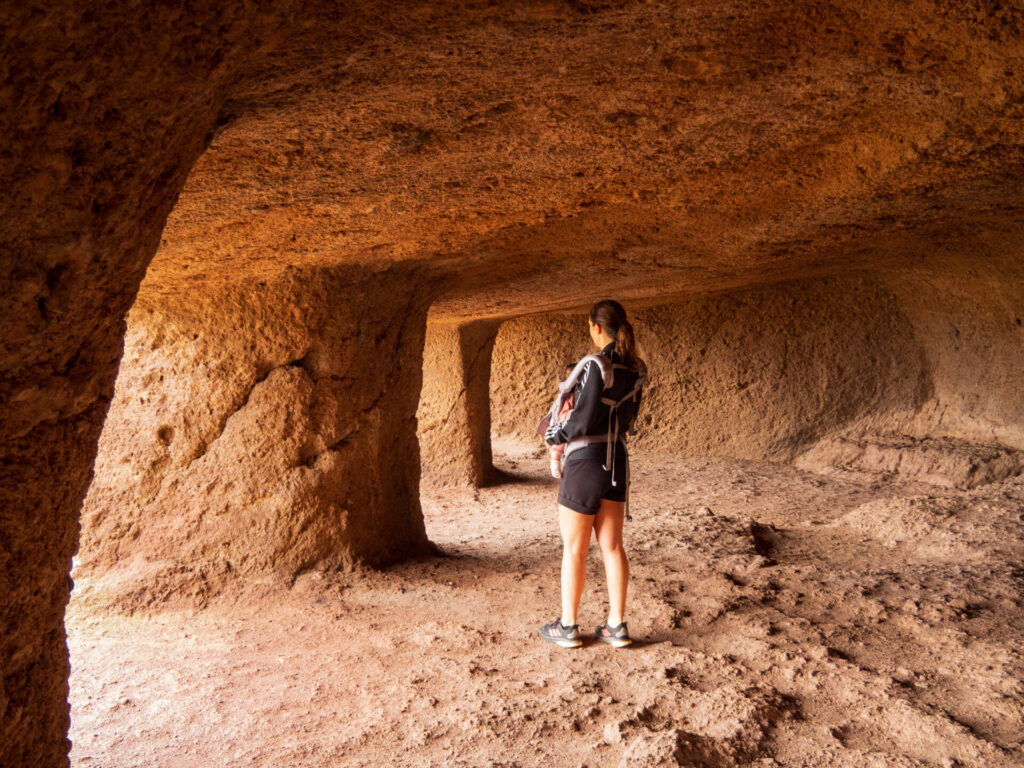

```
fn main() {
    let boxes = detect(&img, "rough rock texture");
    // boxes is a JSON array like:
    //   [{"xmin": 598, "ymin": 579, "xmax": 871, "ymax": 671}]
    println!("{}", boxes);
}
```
[
  {"xmin": 3, "ymin": 0, "xmax": 1024, "ymax": 764},
  {"xmin": 489, "ymin": 311, "xmax": 593, "ymax": 444},
  {"xmin": 151, "ymin": 0, "xmax": 1024, "ymax": 324},
  {"xmin": 886, "ymin": 252, "xmax": 1024, "ymax": 449},
  {"xmin": 65, "ymin": 447, "xmax": 1024, "ymax": 767},
  {"xmin": 1, "ymin": 5, "xmax": 316, "ymax": 763},
  {"xmin": 492, "ymin": 275, "xmax": 931, "ymax": 460},
  {"xmin": 796, "ymin": 435, "xmax": 1024, "ymax": 489},
  {"xmin": 615, "ymin": 683, "xmax": 793, "ymax": 768},
  {"xmin": 417, "ymin": 320, "xmax": 501, "ymax": 487},
  {"xmin": 77, "ymin": 266, "xmax": 434, "ymax": 607},
  {"xmin": 492, "ymin": 266, "xmax": 1024, "ymax": 472}
]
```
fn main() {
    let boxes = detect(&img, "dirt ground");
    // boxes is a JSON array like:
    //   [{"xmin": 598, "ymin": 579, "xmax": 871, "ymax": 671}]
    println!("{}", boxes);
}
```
[{"xmin": 67, "ymin": 441, "xmax": 1024, "ymax": 767}]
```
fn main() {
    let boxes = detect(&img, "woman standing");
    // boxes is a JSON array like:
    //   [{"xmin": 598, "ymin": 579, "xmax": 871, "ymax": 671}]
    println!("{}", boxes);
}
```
[{"xmin": 540, "ymin": 300, "xmax": 646, "ymax": 648}]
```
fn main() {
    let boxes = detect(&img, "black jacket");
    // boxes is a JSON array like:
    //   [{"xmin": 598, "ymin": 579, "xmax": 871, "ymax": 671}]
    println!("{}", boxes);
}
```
[{"xmin": 544, "ymin": 342, "xmax": 644, "ymax": 460}]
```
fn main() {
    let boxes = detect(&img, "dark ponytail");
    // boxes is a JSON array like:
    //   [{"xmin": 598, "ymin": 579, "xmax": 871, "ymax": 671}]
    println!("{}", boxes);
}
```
[
  {"xmin": 616, "ymin": 318, "xmax": 638, "ymax": 370},
  {"xmin": 590, "ymin": 299, "xmax": 642, "ymax": 371}
]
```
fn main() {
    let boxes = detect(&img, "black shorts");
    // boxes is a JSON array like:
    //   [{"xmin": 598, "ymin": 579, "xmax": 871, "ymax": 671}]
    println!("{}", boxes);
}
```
[{"xmin": 557, "ymin": 444, "xmax": 628, "ymax": 516}]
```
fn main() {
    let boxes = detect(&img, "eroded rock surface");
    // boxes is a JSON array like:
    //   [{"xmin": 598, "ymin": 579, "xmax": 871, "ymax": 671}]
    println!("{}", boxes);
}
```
[
  {"xmin": 3, "ymin": 0, "xmax": 1024, "ymax": 764},
  {"xmin": 492, "ymin": 275, "xmax": 927, "ymax": 459},
  {"xmin": 78, "ymin": 266, "xmax": 434, "ymax": 608},
  {"xmin": 417, "ymin": 319, "xmax": 501, "ymax": 487},
  {"xmin": 491, "ymin": 267, "xmax": 1024, "ymax": 477},
  {"xmin": 797, "ymin": 435, "xmax": 1024, "ymax": 489},
  {"xmin": 1, "ymin": 5, "xmax": 308, "ymax": 762}
]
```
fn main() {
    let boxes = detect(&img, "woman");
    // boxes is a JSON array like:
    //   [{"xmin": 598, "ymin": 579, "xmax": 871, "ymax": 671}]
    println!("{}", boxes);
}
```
[{"xmin": 540, "ymin": 299, "xmax": 646, "ymax": 648}]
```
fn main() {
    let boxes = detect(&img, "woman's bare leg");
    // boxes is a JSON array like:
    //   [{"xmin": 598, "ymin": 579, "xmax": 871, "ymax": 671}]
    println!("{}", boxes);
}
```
[
  {"xmin": 594, "ymin": 498, "xmax": 628, "ymax": 625},
  {"xmin": 559, "ymin": 504, "xmax": 595, "ymax": 626}
]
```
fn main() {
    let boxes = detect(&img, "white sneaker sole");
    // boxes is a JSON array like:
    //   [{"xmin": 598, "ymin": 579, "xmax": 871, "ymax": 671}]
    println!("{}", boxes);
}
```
[
  {"xmin": 597, "ymin": 636, "xmax": 632, "ymax": 647},
  {"xmin": 542, "ymin": 634, "xmax": 582, "ymax": 648}
]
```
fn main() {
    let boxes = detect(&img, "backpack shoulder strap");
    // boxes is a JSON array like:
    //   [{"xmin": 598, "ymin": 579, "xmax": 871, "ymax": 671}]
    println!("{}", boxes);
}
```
[
  {"xmin": 600, "ymin": 360, "xmax": 647, "ymax": 407},
  {"xmin": 560, "ymin": 353, "xmax": 614, "ymax": 395}
]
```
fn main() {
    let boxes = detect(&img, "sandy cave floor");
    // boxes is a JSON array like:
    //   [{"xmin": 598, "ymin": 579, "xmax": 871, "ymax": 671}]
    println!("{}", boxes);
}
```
[{"xmin": 67, "ymin": 442, "xmax": 1024, "ymax": 768}]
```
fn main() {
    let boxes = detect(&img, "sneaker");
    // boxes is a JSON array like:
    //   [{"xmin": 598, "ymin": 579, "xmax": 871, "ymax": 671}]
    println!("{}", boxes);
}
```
[
  {"xmin": 595, "ymin": 620, "xmax": 632, "ymax": 647},
  {"xmin": 540, "ymin": 618, "xmax": 582, "ymax": 648}
]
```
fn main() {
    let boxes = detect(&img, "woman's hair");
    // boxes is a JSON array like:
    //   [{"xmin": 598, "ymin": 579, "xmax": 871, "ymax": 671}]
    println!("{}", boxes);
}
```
[{"xmin": 590, "ymin": 299, "xmax": 641, "ymax": 371}]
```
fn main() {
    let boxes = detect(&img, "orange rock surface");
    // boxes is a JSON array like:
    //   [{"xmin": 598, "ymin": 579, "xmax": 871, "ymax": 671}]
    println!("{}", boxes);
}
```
[{"xmin": 2, "ymin": 1, "xmax": 1023, "ymax": 764}]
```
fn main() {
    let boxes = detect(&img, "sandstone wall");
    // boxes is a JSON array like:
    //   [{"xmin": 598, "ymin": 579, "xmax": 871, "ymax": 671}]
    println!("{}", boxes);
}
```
[
  {"xmin": 417, "ymin": 320, "xmax": 501, "ymax": 487},
  {"xmin": 77, "ymin": 266, "xmax": 434, "ymax": 606},
  {"xmin": 490, "ymin": 312, "xmax": 594, "ymax": 447},
  {"xmin": 0, "ymin": 5, "xmax": 295, "ymax": 763},
  {"xmin": 887, "ymin": 253, "xmax": 1024, "ymax": 450},
  {"xmin": 491, "ymin": 275, "xmax": 936, "ymax": 461},
  {"xmin": 785, "ymin": 254, "xmax": 1024, "ymax": 487},
  {"xmin": 3, "ymin": 1, "xmax": 1023, "ymax": 764}
]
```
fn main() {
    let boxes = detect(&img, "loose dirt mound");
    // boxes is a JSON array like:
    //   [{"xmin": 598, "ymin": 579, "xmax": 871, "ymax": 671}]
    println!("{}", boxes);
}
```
[{"xmin": 797, "ymin": 435, "xmax": 1024, "ymax": 489}]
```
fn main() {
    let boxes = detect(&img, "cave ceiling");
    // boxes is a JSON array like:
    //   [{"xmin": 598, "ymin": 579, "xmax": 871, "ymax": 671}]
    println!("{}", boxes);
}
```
[{"xmin": 147, "ymin": 0, "xmax": 1024, "ymax": 319}]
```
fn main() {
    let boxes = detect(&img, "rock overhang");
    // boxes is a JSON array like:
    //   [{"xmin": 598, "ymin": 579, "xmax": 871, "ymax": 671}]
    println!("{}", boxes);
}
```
[
  {"xmin": 143, "ymin": 0, "xmax": 1024, "ymax": 318},
  {"xmin": 3, "ymin": 2, "xmax": 1024, "ymax": 765}
]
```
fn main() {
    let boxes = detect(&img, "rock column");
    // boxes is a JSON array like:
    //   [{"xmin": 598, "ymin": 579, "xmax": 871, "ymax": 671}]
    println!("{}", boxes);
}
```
[
  {"xmin": 77, "ymin": 266, "xmax": 436, "ymax": 592},
  {"xmin": 418, "ymin": 319, "xmax": 502, "ymax": 486},
  {"xmin": 0, "ymin": 5, "xmax": 294, "ymax": 762}
]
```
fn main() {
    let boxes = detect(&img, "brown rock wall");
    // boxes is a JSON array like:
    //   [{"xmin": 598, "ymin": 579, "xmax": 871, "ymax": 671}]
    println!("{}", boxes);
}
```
[
  {"xmin": 491, "ymin": 267, "xmax": 1024, "ymax": 469},
  {"xmin": 2, "ymin": 1, "xmax": 1023, "ymax": 764},
  {"xmin": 491, "ymin": 275, "xmax": 932, "ymax": 461},
  {"xmin": 0, "ymin": 406, "xmax": 106, "ymax": 767},
  {"xmin": 886, "ymin": 251, "xmax": 1024, "ymax": 449},
  {"xmin": 77, "ymin": 266, "xmax": 434, "ymax": 604},
  {"xmin": 417, "ymin": 320, "xmax": 501, "ymax": 487},
  {"xmin": 0, "ymin": 4, "xmax": 301, "ymax": 762},
  {"xmin": 489, "ymin": 313, "xmax": 593, "ymax": 447}
]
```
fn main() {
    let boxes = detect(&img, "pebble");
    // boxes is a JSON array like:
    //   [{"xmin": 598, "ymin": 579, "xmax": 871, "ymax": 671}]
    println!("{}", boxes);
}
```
[{"xmin": 603, "ymin": 720, "xmax": 623, "ymax": 744}]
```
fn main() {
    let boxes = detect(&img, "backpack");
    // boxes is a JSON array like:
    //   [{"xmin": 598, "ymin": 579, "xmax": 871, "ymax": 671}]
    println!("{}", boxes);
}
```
[{"xmin": 535, "ymin": 353, "xmax": 614, "ymax": 438}]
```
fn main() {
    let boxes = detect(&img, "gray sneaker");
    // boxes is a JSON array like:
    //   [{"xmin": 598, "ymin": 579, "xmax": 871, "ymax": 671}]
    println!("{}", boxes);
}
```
[
  {"xmin": 540, "ymin": 618, "xmax": 582, "ymax": 648},
  {"xmin": 595, "ymin": 621, "xmax": 632, "ymax": 647}
]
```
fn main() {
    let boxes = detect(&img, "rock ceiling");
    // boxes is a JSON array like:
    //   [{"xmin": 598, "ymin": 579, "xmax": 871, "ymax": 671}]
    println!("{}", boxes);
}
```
[{"xmin": 147, "ymin": 0, "xmax": 1024, "ymax": 318}]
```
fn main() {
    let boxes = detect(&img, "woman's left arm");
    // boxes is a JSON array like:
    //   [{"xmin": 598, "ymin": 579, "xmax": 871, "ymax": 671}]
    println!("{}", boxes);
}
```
[{"xmin": 544, "ymin": 361, "xmax": 602, "ymax": 445}]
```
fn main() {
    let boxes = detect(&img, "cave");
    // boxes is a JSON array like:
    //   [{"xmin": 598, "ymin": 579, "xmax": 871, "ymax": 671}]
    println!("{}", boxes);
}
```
[{"xmin": 3, "ymin": 1, "xmax": 1024, "ymax": 766}]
